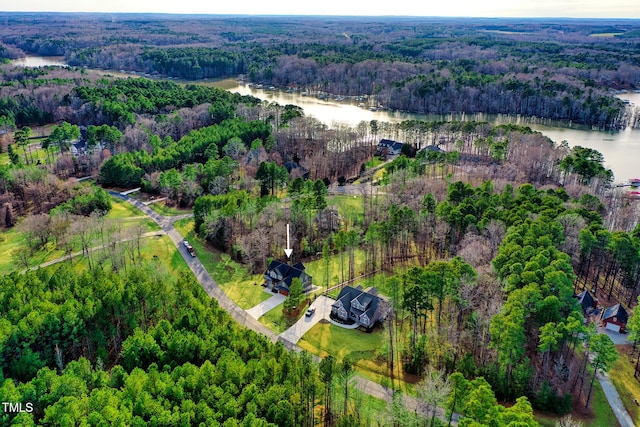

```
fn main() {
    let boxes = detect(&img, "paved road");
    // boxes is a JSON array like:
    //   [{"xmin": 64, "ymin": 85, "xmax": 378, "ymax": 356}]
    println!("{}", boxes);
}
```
[
  {"xmin": 22, "ymin": 192, "xmax": 451, "ymax": 421},
  {"xmin": 280, "ymin": 296, "xmax": 334, "ymax": 344},
  {"xmin": 119, "ymin": 193, "xmax": 453, "ymax": 421}
]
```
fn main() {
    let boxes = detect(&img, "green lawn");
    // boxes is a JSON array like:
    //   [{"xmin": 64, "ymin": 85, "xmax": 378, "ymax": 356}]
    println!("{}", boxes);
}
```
[
  {"xmin": 140, "ymin": 234, "xmax": 191, "ymax": 275},
  {"xmin": 298, "ymin": 321, "xmax": 418, "ymax": 394},
  {"xmin": 327, "ymin": 195, "xmax": 365, "ymax": 226},
  {"xmin": 106, "ymin": 196, "xmax": 146, "ymax": 219},
  {"xmin": 173, "ymin": 218, "xmax": 271, "ymax": 309},
  {"xmin": 146, "ymin": 201, "xmax": 193, "ymax": 216},
  {"xmin": 0, "ymin": 227, "xmax": 66, "ymax": 274},
  {"xmin": 364, "ymin": 157, "xmax": 385, "ymax": 169},
  {"xmin": 299, "ymin": 322, "xmax": 385, "ymax": 370},
  {"xmin": 258, "ymin": 303, "xmax": 310, "ymax": 334},
  {"xmin": 608, "ymin": 345, "xmax": 640, "ymax": 425},
  {"xmin": 49, "ymin": 234, "xmax": 190, "ymax": 277},
  {"xmin": 0, "ymin": 197, "xmax": 158, "ymax": 275},
  {"xmin": 106, "ymin": 197, "xmax": 160, "ymax": 232},
  {"xmin": 298, "ymin": 321, "xmax": 382, "ymax": 360},
  {"xmin": 303, "ymin": 248, "xmax": 368, "ymax": 291},
  {"xmin": 534, "ymin": 377, "xmax": 623, "ymax": 427},
  {"xmin": 17, "ymin": 144, "xmax": 49, "ymax": 165}
]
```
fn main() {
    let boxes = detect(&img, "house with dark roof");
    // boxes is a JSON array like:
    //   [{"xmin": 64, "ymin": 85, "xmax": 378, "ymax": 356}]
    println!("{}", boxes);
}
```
[
  {"xmin": 600, "ymin": 303, "xmax": 629, "ymax": 333},
  {"xmin": 421, "ymin": 145, "xmax": 444, "ymax": 153},
  {"xmin": 575, "ymin": 290, "xmax": 597, "ymax": 314},
  {"xmin": 264, "ymin": 260, "xmax": 312, "ymax": 296},
  {"xmin": 377, "ymin": 139, "xmax": 403, "ymax": 156},
  {"xmin": 284, "ymin": 161, "xmax": 310, "ymax": 179},
  {"xmin": 331, "ymin": 286, "xmax": 388, "ymax": 329}
]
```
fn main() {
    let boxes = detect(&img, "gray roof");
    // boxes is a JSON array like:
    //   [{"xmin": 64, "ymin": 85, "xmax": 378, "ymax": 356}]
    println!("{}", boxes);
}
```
[
  {"xmin": 333, "ymin": 285, "xmax": 382, "ymax": 326},
  {"xmin": 575, "ymin": 290, "xmax": 596, "ymax": 311},
  {"xmin": 266, "ymin": 260, "xmax": 310, "ymax": 291},
  {"xmin": 601, "ymin": 303, "xmax": 628, "ymax": 324},
  {"xmin": 378, "ymin": 139, "xmax": 403, "ymax": 150}
]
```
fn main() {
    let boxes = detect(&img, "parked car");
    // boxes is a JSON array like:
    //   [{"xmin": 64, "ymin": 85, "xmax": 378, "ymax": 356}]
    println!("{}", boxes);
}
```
[
  {"xmin": 183, "ymin": 240, "xmax": 196, "ymax": 257},
  {"xmin": 305, "ymin": 307, "xmax": 316, "ymax": 317}
]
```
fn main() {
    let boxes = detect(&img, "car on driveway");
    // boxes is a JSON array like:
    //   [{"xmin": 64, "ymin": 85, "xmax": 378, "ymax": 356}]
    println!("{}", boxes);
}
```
[{"xmin": 305, "ymin": 307, "xmax": 316, "ymax": 317}]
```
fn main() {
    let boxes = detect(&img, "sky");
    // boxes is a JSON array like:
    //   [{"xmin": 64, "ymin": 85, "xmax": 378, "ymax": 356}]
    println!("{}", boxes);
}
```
[{"xmin": 3, "ymin": 0, "xmax": 640, "ymax": 19}]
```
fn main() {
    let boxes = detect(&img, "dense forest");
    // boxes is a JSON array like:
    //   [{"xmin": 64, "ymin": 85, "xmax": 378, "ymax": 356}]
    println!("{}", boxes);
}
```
[
  {"xmin": 1, "ymin": 14, "xmax": 640, "ymax": 128},
  {"xmin": 1, "ymin": 13, "xmax": 640, "ymax": 427}
]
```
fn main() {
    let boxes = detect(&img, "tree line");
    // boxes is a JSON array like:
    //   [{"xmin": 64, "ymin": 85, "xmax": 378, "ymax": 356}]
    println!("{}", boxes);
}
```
[{"xmin": 7, "ymin": 15, "xmax": 635, "ymax": 128}]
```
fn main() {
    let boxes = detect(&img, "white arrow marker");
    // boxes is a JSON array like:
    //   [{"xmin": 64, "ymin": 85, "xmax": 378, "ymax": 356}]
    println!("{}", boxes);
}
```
[{"xmin": 285, "ymin": 223, "xmax": 293, "ymax": 258}]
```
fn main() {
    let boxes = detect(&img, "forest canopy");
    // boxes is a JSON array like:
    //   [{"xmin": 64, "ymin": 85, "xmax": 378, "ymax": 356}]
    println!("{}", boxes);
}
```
[{"xmin": 1, "ymin": 14, "xmax": 639, "ymax": 128}]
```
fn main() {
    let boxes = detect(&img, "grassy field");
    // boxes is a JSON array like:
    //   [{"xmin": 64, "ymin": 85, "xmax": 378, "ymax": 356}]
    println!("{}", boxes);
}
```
[
  {"xmin": 173, "ymin": 218, "xmax": 271, "ymax": 309},
  {"xmin": 146, "ymin": 201, "xmax": 193, "ymax": 216},
  {"xmin": 106, "ymin": 196, "xmax": 161, "ymax": 232},
  {"xmin": 0, "ymin": 227, "xmax": 66, "ymax": 274},
  {"xmin": 140, "ymin": 234, "xmax": 191, "ymax": 275},
  {"xmin": 0, "ymin": 196, "xmax": 160, "ymax": 275},
  {"xmin": 57, "ymin": 234, "xmax": 190, "ymax": 276},
  {"xmin": 298, "ymin": 321, "xmax": 383, "ymax": 360},
  {"xmin": 106, "ymin": 196, "xmax": 145, "ymax": 219},
  {"xmin": 535, "ymin": 377, "xmax": 624, "ymax": 427},
  {"xmin": 258, "ymin": 301, "xmax": 311, "ymax": 334},
  {"xmin": 609, "ymin": 345, "xmax": 640, "ymax": 425},
  {"xmin": 327, "ymin": 194, "xmax": 365, "ymax": 226},
  {"xmin": 16, "ymin": 144, "xmax": 49, "ymax": 165},
  {"xmin": 299, "ymin": 321, "xmax": 387, "ymax": 371},
  {"xmin": 303, "ymin": 248, "xmax": 369, "ymax": 291},
  {"xmin": 364, "ymin": 157, "xmax": 385, "ymax": 169}
]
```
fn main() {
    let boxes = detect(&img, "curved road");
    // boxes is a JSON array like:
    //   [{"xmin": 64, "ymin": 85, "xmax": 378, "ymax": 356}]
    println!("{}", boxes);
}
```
[
  {"xmin": 118, "ymin": 193, "xmax": 451, "ymax": 421},
  {"xmin": 29, "ymin": 192, "xmax": 629, "ymax": 425},
  {"xmin": 132, "ymin": 193, "xmax": 635, "ymax": 427}
]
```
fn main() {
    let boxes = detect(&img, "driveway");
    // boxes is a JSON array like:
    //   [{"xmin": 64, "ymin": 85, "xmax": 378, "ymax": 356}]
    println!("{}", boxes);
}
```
[
  {"xmin": 279, "ymin": 296, "xmax": 334, "ymax": 344},
  {"xmin": 115, "ymin": 192, "xmax": 453, "ymax": 423},
  {"xmin": 598, "ymin": 370, "xmax": 635, "ymax": 427},
  {"xmin": 246, "ymin": 293, "xmax": 286, "ymax": 320},
  {"xmin": 598, "ymin": 325, "xmax": 631, "ymax": 345},
  {"xmin": 593, "ymin": 323, "xmax": 634, "ymax": 427}
]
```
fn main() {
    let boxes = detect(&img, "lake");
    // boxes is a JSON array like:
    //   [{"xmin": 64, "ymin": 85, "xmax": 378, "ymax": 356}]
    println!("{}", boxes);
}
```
[
  {"xmin": 10, "ymin": 56, "xmax": 67, "ymax": 67},
  {"xmin": 209, "ymin": 79, "xmax": 640, "ymax": 183},
  {"xmin": 11, "ymin": 56, "xmax": 640, "ymax": 183}
]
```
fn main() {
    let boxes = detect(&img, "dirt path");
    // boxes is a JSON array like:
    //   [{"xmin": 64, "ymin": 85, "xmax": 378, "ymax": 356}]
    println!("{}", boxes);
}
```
[{"xmin": 26, "ymin": 230, "xmax": 166, "ymax": 272}]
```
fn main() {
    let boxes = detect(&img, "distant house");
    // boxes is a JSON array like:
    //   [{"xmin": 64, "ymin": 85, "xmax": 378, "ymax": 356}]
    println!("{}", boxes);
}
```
[
  {"xmin": 575, "ymin": 289, "xmax": 597, "ymax": 314},
  {"xmin": 600, "ymin": 303, "xmax": 629, "ymax": 333},
  {"xmin": 421, "ymin": 145, "xmax": 444, "ymax": 153},
  {"xmin": 284, "ymin": 161, "xmax": 310, "ymax": 179},
  {"xmin": 264, "ymin": 260, "xmax": 312, "ymax": 296},
  {"xmin": 70, "ymin": 140, "xmax": 86, "ymax": 156},
  {"xmin": 331, "ymin": 286, "xmax": 388, "ymax": 329},
  {"xmin": 377, "ymin": 139, "xmax": 403, "ymax": 156}
]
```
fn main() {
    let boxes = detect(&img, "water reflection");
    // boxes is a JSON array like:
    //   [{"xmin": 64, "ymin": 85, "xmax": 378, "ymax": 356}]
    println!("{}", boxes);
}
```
[
  {"xmin": 10, "ymin": 56, "xmax": 67, "ymax": 67},
  {"xmin": 211, "ymin": 80, "xmax": 640, "ymax": 182}
]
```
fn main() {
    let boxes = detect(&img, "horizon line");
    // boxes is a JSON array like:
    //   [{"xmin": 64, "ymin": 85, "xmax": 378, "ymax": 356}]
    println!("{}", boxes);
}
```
[{"xmin": 1, "ymin": 11, "xmax": 639, "ymax": 20}]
